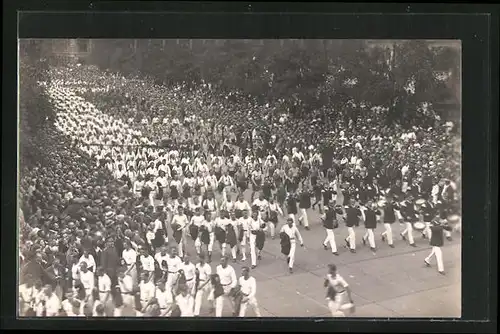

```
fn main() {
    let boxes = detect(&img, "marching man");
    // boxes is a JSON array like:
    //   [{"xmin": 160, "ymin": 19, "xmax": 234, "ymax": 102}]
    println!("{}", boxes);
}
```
[
  {"xmin": 324, "ymin": 264, "xmax": 355, "ymax": 317},
  {"xmin": 194, "ymin": 253, "xmax": 212, "ymax": 317},
  {"xmin": 214, "ymin": 256, "xmax": 237, "ymax": 317},
  {"xmin": 344, "ymin": 199, "xmax": 362, "ymax": 253},
  {"xmin": 361, "ymin": 200, "xmax": 380, "ymax": 252},
  {"xmin": 380, "ymin": 196, "xmax": 397, "ymax": 248},
  {"xmin": 280, "ymin": 218, "xmax": 304, "ymax": 274},
  {"xmin": 249, "ymin": 210, "xmax": 264, "ymax": 269},
  {"xmin": 165, "ymin": 247, "xmax": 182, "ymax": 293},
  {"xmin": 237, "ymin": 266, "xmax": 261, "ymax": 317},
  {"xmin": 424, "ymin": 216, "xmax": 453, "ymax": 275},
  {"xmin": 179, "ymin": 254, "xmax": 197, "ymax": 296},
  {"xmin": 190, "ymin": 207, "xmax": 205, "ymax": 256},
  {"xmin": 321, "ymin": 204, "xmax": 340, "ymax": 256},
  {"xmin": 171, "ymin": 206, "xmax": 189, "ymax": 258},
  {"xmin": 238, "ymin": 209, "xmax": 251, "ymax": 262},
  {"xmin": 117, "ymin": 268, "xmax": 135, "ymax": 316}
]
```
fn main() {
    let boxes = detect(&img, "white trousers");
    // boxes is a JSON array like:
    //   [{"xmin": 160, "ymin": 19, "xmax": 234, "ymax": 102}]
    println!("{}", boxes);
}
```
[
  {"xmin": 185, "ymin": 279, "xmax": 196, "ymax": 296},
  {"xmin": 166, "ymin": 272, "xmax": 179, "ymax": 291},
  {"xmin": 299, "ymin": 208, "xmax": 309, "ymax": 227},
  {"xmin": 425, "ymin": 246, "xmax": 444, "ymax": 272},
  {"xmin": 249, "ymin": 234, "xmax": 257, "ymax": 266},
  {"xmin": 381, "ymin": 223, "xmax": 394, "ymax": 245},
  {"xmin": 194, "ymin": 281, "xmax": 211, "ymax": 316},
  {"xmin": 323, "ymin": 228, "xmax": 337, "ymax": 253},
  {"xmin": 423, "ymin": 222, "xmax": 432, "ymax": 238},
  {"xmin": 363, "ymin": 228, "xmax": 376, "ymax": 248},
  {"xmin": 401, "ymin": 222, "xmax": 415, "ymax": 244},
  {"xmin": 327, "ymin": 294, "xmax": 346, "ymax": 317},
  {"xmin": 215, "ymin": 286, "xmax": 233, "ymax": 317},
  {"xmin": 346, "ymin": 227, "xmax": 356, "ymax": 250},
  {"xmin": 288, "ymin": 241, "xmax": 297, "ymax": 268},
  {"xmin": 239, "ymin": 296, "xmax": 261, "ymax": 317},
  {"xmin": 177, "ymin": 237, "xmax": 184, "ymax": 258},
  {"xmin": 268, "ymin": 222, "xmax": 276, "ymax": 237},
  {"xmin": 121, "ymin": 294, "xmax": 135, "ymax": 311},
  {"xmin": 148, "ymin": 192, "xmax": 155, "ymax": 207},
  {"xmin": 240, "ymin": 230, "xmax": 249, "ymax": 260},
  {"xmin": 221, "ymin": 243, "xmax": 237, "ymax": 259},
  {"xmin": 194, "ymin": 237, "xmax": 202, "ymax": 254}
]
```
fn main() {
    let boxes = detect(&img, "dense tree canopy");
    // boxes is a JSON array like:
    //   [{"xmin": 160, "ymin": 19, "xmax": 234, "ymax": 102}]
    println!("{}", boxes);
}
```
[{"xmin": 86, "ymin": 39, "xmax": 460, "ymax": 127}]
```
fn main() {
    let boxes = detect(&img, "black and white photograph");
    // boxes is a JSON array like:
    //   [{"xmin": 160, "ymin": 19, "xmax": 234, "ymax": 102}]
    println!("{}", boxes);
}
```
[{"xmin": 18, "ymin": 38, "xmax": 462, "ymax": 318}]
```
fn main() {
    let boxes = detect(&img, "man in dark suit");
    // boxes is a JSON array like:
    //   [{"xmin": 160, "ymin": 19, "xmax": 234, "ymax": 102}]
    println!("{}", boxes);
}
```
[
  {"xmin": 45, "ymin": 256, "xmax": 65, "ymax": 300},
  {"xmin": 100, "ymin": 238, "xmax": 121, "ymax": 296},
  {"xmin": 343, "ymin": 199, "xmax": 362, "ymax": 253},
  {"xmin": 424, "ymin": 217, "xmax": 453, "ymax": 275}
]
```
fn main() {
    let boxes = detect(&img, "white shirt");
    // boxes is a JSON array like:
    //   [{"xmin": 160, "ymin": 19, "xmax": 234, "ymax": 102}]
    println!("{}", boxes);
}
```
[
  {"xmin": 80, "ymin": 270, "xmax": 95, "ymax": 292},
  {"xmin": 249, "ymin": 218, "xmax": 262, "ymax": 232},
  {"xmin": 238, "ymin": 217, "xmax": 251, "ymax": 231},
  {"xmin": 78, "ymin": 254, "xmax": 96, "ymax": 270},
  {"xmin": 235, "ymin": 200, "xmax": 251, "ymax": 211},
  {"xmin": 280, "ymin": 224, "xmax": 304, "ymax": 244},
  {"xmin": 252, "ymin": 199, "xmax": 269, "ymax": 212},
  {"xmin": 203, "ymin": 198, "xmax": 217, "ymax": 211},
  {"xmin": 166, "ymin": 256, "xmax": 182, "ymax": 273},
  {"xmin": 97, "ymin": 274, "xmax": 112, "ymax": 292},
  {"xmin": 326, "ymin": 273, "xmax": 349, "ymax": 293},
  {"xmin": 170, "ymin": 179, "xmax": 181, "ymax": 190},
  {"xmin": 269, "ymin": 203, "xmax": 283, "ymax": 215},
  {"xmin": 19, "ymin": 284, "xmax": 35, "ymax": 304},
  {"xmin": 157, "ymin": 176, "xmax": 168, "ymax": 188},
  {"xmin": 154, "ymin": 253, "xmax": 169, "ymax": 267},
  {"xmin": 118, "ymin": 275, "xmax": 134, "ymax": 293},
  {"xmin": 175, "ymin": 294, "xmax": 194, "ymax": 317},
  {"xmin": 180, "ymin": 262, "xmax": 196, "ymax": 281},
  {"xmin": 122, "ymin": 248, "xmax": 137, "ymax": 266},
  {"xmin": 215, "ymin": 217, "xmax": 230, "ymax": 229},
  {"xmin": 172, "ymin": 214, "xmax": 188, "ymax": 228},
  {"xmin": 44, "ymin": 293, "xmax": 61, "ymax": 316},
  {"xmin": 61, "ymin": 299, "xmax": 77, "ymax": 316},
  {"xmin": 155, "ymin": 288, "xmax": 173, "ymax": 309},
  {"xmin": 238, "ymin": 276, "xmax": 257, "ymax": 299},
  {"xmin": 190, "ymin": 215, "xmax": 204, "ymax": 227},
  {"xmin": 202, "ymin": 219, "xmax": 214, "ymax": 233},
  {"xmin": 139, "ymin": 281, "xmax": 156, "ymax": 302},
  {"xmin": 140, "ymin": 255, "xmax": 155, "ymax": 272},
  {"xmin": 216, "ymin": 265, "xmax": 237, "ymax": 287},
  {"xmin": 195, "ymin": 263, "xmax": 212, "ymax": 282},
  {"xmin": 71, "ymin": 263, "xmax": 81, "ymax": 282},
  {"xmin": 153, "ymin": 219, "xmax": 163, "ymax": 233},
  {"xmin": 146, "ymin": 231, "xmax": 155, "ymax": 245}
]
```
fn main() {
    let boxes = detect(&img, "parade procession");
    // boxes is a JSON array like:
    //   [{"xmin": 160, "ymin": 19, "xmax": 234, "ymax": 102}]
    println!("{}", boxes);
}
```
[{"xmin": 19, "ymin": 39, "xmax": 461, "ymax": 318}]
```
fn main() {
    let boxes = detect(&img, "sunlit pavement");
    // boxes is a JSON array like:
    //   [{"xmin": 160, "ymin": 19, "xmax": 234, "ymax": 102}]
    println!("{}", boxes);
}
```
[{"xmin": 182, "ymin": 189, "xmax": 461, "ymax": 318}]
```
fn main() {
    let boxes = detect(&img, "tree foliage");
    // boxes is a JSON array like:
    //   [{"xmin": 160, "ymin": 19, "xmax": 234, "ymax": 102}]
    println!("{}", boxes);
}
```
[{"xmin": 70, "ymin": 39, "xmax": 462, "ymax": 125}]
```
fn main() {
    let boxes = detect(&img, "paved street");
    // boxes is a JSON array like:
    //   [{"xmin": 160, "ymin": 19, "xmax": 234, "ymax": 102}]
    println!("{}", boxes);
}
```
[{"xmin": 181, "ymin": 189, "xmax": 461, "ymax": 318}]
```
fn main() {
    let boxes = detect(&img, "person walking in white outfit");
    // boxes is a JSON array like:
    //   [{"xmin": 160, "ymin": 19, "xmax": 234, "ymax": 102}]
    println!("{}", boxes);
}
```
[
  {"xmin": 324, "ymin": 264, "xmax": 354, "ymax": 317},
  {"xmin": 214, "ymin": 256, "xmax": 237, "ymax": 317},
  {"xmin": 280, "ymin": 218, "xmax": 304, "ymax": 274},
  {"xmin": 193, "ymin": 254, "xmax": 212, "ymax": 316},
  {"xmin": 237, "ymin": 266, "xmax": 261, "ymax": 317},
  {"xmin": 424, "ymin": 217, "xmax": 453, "ymax": 275},
  {"xmin": 321, "ymin": 205, "xmax": 339, "ymax": 255}
]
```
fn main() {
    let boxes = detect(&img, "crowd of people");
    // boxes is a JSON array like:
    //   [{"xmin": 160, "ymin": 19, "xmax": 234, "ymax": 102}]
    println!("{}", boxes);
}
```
[{"xmin": 19, "ymin": 63, "xmax": 461, "ymax": 318}]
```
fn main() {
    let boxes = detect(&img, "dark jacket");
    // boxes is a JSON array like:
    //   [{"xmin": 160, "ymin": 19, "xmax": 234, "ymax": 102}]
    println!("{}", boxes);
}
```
[
  {"xmin": 363, "ymin": 208, "xmax": 379, "ymax": 229},
  {"xmin": 345, "ymin": 206, "xmax": 361, "ymax": 227},
  {"xmin": 100, "ymin": 246, "xmax": 121, "ymax": 274},
  {"xmin": 430, "ymin": 224, "xmax": 453, "ymax": 247}
]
